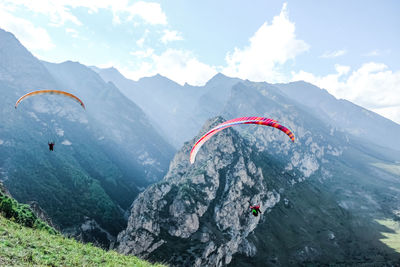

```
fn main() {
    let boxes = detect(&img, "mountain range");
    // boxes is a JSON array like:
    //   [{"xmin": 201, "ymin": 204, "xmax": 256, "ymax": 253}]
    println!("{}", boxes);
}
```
[
  {"xmin": 104, "ymin": 69, "xmax": 400, "ymax": 265},
  {"xmin": 0, "ymin": 28, "xmax": 174, "ymax": 247},
  {"xmin": 1, "ymin": 27, "xmax": 400, "ymax": 265}
]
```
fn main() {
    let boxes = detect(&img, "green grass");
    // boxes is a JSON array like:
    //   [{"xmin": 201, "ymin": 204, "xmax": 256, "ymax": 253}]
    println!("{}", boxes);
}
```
[
  {"xmin": 0, "ymin": 187, "xmax": 165, "ymax": 266},
  {"xmin": 0, "ymin": 214, "xmax": 166, "ymax": 266},
  {"xmin": 376, "ymin": 219, "xmax": 400, "ymax": 253},
  {"xmin": 371, "ymin": 162, "xmax": 400, "ymax": 177},
  {"xmin": 0, "ymin": 192, "xmax": 56, "ymax": 234}
]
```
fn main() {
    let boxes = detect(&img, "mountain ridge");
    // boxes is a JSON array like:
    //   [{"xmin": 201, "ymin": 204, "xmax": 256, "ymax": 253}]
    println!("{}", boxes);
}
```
[
  {"xmin": 0, "ymin": 28, "xmax": 174, "ymax": 248},
  {"xmin": 1, "ymin": 26, "xmax": 400, "ymax": 265},
  {"xmin": 95, "ymin": 66, "xmax": 400, "ymax": 154},
  {"xmin": 117, "ymin": 114, "xmax": 400, "ymax": 265}
]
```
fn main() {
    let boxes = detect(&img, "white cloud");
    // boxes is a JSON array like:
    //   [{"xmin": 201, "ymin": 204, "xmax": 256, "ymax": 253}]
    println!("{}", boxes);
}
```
[
  {"xmin": 136, "ymin": 30, "xmax": 149, "ymax": 47},
  {"xmin": 222, "ymin": 3, "xmax": 309, "ymax": 83},
  {"xmin": 119, "ymin": 49, "xmax": 217, "ymax": 86},
  {"xmin": 66, "ymin": 28, "xmax": 79, "ymax": 38},
  {"xmin": 2, "ymin": 1, "xmax": 167, "ymax": 26},
  {"xmin": 119, "ymin": 3, "xmax": 307, "ymax": 87},
  {"xmin": 152, "ymin": 49, "xmax": 217, "ymax": 86},
  {"xmin": 130, "ymin": 48, "xmax": 154, "ymax": 58},
  {"xmin": 362, "ymin": 49, "xmax": 391, "ymax": 58},
  {"xmin": 292, "ymin": 63, "xmax": 400, "ymax": 124},
  {"xmin": 364, "ymin": 50, "xmax": 380, "ymax": 57},
  {"xmin": 321, "ymin": 49, "xmax": 346, "ymax": 58},
  {"xmin": 371, "ymin": 106, "xmax": 400, "ymax": 124},
  {"xmin": 2, "ymin": 0, "xmax": 82, "ymax": 26},
  {"xmin": 123, "ymin": 1, "xmax": 167, "ymax": 25},
  {"xmin": 0, "ymin": 9, "xmax": 54, "ymax": 51},
  {"xmin": 95, "ymin": 61, "xmax": 120, "ymax": 69},
  {"xmin": 118, "ymin": 61, "xmax": 156, "ymax": 81},
  {"xmin": 135, "ymin": 38, "xmax": 144, "ymax": 48},
  {"xmin": 161, "ymin": 29, "xmax": 183, "ymax": 44},
  {"xmin": 136, "ymin": 37, "xmax": 145, "ymax": 47}
]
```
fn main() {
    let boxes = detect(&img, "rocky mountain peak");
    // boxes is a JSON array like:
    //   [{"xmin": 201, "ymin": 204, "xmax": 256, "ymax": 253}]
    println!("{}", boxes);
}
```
[
  {"xmin": 198, "ymin": 116, "xmax": 224, "ymax": 134},
  {"xmin": 0, "ymin": 28, "xmax": 57, "ymax": 89},
  {"xmin": 117, "ymin": 116, "xmax": 282, "ymax": 266},
  {"xmin": 0, "ymin": 181, "xmax": 10, "ymax": 196}
]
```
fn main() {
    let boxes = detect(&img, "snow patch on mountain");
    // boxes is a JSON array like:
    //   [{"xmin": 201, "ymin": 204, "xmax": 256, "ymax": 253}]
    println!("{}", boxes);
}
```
[
  {"xmin": 138, "ymin": 151, "xmax": 156, "ymax": 166},
  {"xmin": 55, "ymin": 127, "xmax": 64, "ymax": 136},
  {"xmin": 27, "ymin": 111, "xmax": 40, "ymax": 121},
  {"xmin": 61, "ymin": 140, "xmax": 72, "ymax": 145}
]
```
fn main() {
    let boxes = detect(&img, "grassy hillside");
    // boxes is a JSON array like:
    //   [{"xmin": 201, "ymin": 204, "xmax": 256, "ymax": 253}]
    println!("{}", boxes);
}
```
[
  {"xmin": 0, "ymin": 185, "xmax": 165, "ymax": 266},
  {"xmin": 0, "ymin": 215, "xmax": 166, "ymax": 266}
]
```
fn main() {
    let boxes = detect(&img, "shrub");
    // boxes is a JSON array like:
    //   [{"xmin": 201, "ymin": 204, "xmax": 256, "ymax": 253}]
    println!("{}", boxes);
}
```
[{"xmin": 0, "ymin": 192, "xmax": 56, "ymax": 234}]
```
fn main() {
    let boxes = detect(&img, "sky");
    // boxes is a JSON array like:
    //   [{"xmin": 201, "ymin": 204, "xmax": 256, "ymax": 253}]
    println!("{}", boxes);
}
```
[{"xmin": 0, "ymin": 0, "xmax": 399, "ymax": 123}]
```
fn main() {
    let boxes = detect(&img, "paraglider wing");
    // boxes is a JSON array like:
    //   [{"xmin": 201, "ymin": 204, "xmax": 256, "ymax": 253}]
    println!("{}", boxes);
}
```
[
  {"xmin": 189, "ymin": 117, "xmax": 295, "ymax": 164},
  {"xmin": 15, "ymin": 90, "xmax": 86, "ymax": 110}
]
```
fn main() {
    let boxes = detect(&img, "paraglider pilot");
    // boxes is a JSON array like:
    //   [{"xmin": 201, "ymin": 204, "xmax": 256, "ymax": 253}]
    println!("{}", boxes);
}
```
[
  {"xmin": 48, "ymin": 142, "xmax": 55, "ymax": 151},
  {"xmin": 250, "ymin": 205, "xmax": 261, "ymax": 217}
]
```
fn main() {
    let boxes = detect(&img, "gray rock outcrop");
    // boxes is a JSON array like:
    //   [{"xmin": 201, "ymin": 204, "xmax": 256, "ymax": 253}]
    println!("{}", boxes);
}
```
[{"xmin": 117, "ymin": 117, "xmax": 282, "ymax": 266}]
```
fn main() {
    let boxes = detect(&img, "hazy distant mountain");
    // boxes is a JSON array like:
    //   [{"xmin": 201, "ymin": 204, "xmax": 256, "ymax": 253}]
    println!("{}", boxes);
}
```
[
  {"xmin": 275, "ymin": 81, "xmax": 400, "ymax": 152},
  {"xmin": 42, "ymin": 60, "xmax": 174, "ymax": 184},
  {"xmin": 95, "ymin": 67, "xmax": 400, "ymax": 156},
  {"xmin": 95, "ymin": 67, "xmax": 204, "ymax": 147},
  {"xmin": 0, "ymin": 29, "xmax": 57, "ymax": 90},
  {"xmin": 0, "ymin": 28, "xmax": 174, "ymax": 247}
]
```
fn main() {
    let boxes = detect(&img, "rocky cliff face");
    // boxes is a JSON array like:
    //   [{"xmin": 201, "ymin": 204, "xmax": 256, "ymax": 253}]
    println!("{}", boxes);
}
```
[
  {"xmin": 28, "ymin": 201, "xmax": 58, "ymax": 231},
  {"xmin": 64, "ymin": 216, "xmax": 117, "ymax": 250},
  {"xmin": 0, "ymin": 181, "xmax": 10, "ymax": 196},
  {"xmin": 117, "ymin": 113, "xmax": 400, "ymax": 266},
  {"xmin": 117, "ymin": 117, "xmax": 292, "ymax": 266}
]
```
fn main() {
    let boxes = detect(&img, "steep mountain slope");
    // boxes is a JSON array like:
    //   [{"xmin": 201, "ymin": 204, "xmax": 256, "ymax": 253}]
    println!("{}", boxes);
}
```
[
  {"xmin": 0, "ymin": 181, "xmax": 56, "ymax": 234},
  {"xmin": 0, "ymin": 28, "xmax": 174, "ymax": 245},
  {"xmin": 220, "ymin": 81, "xmax": 400, "ymax": 264},
  {"xmin": 42, "ymin": 61, "xmax": 174, "ymax": 184},
  {"xmin": 2, "ymin": 24, "xmax": 399, "ymax": 265},
  {"xmin": 97, "ymin": 68, "xmax": 400, "ymax": 157},
  {"xmin": 95, "ymin": 67, "xmax": 204, "ymax": 147},
  {"xmin": 0, "ymin": 28, "xmax": 57, "ymax": 90},
  {"xmin": 114, "ymin": 77, "xmax": 400, "ymax": 265},
  {"xmin": 0, "ymin": 185, "xmax": 164, "ymax": 267},
  {"xmin": 117, "ymin": 116, "xmax": 400, "ymax": 265},
  {"xmin": 117, "ymin": 117, "xmax": 284, "ymax": 266},
  {"xmin": 275, "ymin": 81, "xmax": 400, "ymax": 152}
]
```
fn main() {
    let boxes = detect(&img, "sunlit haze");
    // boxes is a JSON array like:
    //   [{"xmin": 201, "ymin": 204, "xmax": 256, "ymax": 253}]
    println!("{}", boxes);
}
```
[{"xmin": 1, "ymin": 0, "xmax": 399, "ymax": 123}]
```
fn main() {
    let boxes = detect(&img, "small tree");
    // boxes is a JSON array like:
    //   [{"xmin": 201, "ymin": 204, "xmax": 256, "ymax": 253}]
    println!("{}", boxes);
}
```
[{"xmin": 0, "ymin": 197, "xmax": 15, "ymax": 218}]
